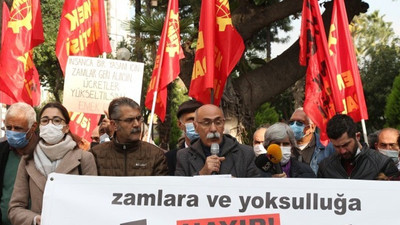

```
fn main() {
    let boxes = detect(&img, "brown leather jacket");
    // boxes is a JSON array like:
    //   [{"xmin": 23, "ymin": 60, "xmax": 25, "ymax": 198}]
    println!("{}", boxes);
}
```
[{"xmin": 90, "ymin": 138, "xmax": 168, "ymax": 176}]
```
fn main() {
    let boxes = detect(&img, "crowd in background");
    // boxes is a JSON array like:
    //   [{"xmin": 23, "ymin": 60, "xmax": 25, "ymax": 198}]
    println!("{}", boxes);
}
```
[{"xmin": 1, "ymin": 97, "xmax": 399, "ymax": 225}]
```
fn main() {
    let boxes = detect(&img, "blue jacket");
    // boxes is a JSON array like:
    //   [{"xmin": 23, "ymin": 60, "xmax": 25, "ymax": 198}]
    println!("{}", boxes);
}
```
[{"xmin": 309, "ymin": 133, "xmax": 335, "ymax": 174}]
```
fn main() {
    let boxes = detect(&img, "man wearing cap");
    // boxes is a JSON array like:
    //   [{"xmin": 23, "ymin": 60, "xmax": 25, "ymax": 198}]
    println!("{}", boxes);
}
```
[
  {"xmin": 175, "ymin": 104, "xmax": 259, "ymax": 177},
  {"xmin": 165, "ymin": 99, "xmax": 202, "ymax": 175}
]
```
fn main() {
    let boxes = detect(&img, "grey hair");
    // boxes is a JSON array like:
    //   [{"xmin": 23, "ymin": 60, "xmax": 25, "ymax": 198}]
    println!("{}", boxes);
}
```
[
  {"xmin": 293, "ymin": 107, "xmax": 313, "ymax": 125},
  {"xmin": 5, "ymin": 102, "xmax": 37, "ymax": 128},
  {"xmin": 108, "ymin": 97, "xmax": 141, "ymax": 120},
  {"xmin": 264, "ymin": 122, "xmax": 297, "ymax": 148}
]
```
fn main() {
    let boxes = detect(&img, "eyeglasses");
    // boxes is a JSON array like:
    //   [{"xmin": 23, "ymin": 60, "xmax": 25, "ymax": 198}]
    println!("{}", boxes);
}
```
[
  {"xmin": 289, "ymin": 121, "xmax": 304, "ymax": 126},
  {"xmin": 113, "ymin": 115, "xmax": 143, "ymax": 124},
  {"xmin": 40, "ymin": 116, "xmax": 65, "ymax": 126},
  {"xmin": 197, "ymin": 118, "xmax": 225, "ymax": 128}
]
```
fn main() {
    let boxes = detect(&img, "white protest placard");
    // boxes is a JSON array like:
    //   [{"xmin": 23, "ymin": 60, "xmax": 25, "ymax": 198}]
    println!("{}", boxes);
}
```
[
  {"xmin": 63, "ymin": 56, "xmax": 144, "ymax": 114},
  {"xmin": 42, "ymin": 173, "xmax": 400, "ymax": 225}
]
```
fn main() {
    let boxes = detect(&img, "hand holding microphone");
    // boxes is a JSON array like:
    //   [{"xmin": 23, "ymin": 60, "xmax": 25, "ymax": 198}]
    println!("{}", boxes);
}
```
[
  {"xmin": 255, "ymin": 144, "xmax": 284, "ymax": 175},
  {"xmin": 199, "ymin": 143, "xmax": 226, "ymax": 175}
]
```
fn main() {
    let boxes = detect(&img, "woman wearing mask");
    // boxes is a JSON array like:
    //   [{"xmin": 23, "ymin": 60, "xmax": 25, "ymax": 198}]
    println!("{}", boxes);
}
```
[
  {"xmin": 8, "ymin": 102, "xmax": 97, "ymax": 225},
  {"xmin": 260, "ymin": 122, "xmax": 315, "ymax": 178}
]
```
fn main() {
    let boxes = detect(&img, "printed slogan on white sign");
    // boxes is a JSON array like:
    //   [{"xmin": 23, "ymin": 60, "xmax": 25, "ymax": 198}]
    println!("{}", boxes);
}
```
[
  {"xmin": 41, "ymin": 174, "xmax": 400, "ymax": 225},
  {"xmin": 63, "ymin": 56, "xmax": 144, "ymax": 114}
]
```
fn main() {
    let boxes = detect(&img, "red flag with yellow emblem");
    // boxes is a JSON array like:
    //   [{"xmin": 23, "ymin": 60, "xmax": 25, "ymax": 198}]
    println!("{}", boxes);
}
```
[
  {"xmin": 299, "ymin": 0, "xmax": 344, "ymax": 145},
  {"xmin": 0, "ymin": 0, "xmax": 44, "ymax": 106},
  {"xmin": 56, "ymin": 0, "xmax": 111, "ymax": 74},
  {"xmin": 144, "ymin": 0, "xmax": 184, "ymax": 121},
  {"xmin": 188, "ymin": 0, "xmax": 244, "ymax": 105},
  {"xmin": 328, "ymin": 0, "xmax": 368, "ymax": 121},
  {"xmin": 68, "ymin": 111, "xmax": 101, "ymax": 145}
]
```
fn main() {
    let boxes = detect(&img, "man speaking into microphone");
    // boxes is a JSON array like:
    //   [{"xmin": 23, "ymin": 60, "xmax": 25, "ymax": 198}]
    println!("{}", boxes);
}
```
[
  {"xmin": 175, "ymin": 104, "xmax": 259, "ymax": 177},
  {"xmin": 257, "ymin": 122, "xmax": 315, "ymax": 178}
]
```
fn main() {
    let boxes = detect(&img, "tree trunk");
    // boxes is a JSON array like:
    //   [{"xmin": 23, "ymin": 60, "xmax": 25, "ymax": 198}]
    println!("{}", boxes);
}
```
[
  {"xmin": 178, "ymin": 0, "xmax": 369, "ymax": 143},
  {"xmin": 134, "ymin": 0, "xmax": 143, "ymax": 62}
]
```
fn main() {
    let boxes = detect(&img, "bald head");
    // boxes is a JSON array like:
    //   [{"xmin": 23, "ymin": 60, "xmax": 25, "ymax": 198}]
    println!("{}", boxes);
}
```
[
  {"xmin": 194, "ymin": 104, "xmax": 225, "ymax": 147},
  {"xmin": 376, "ymin": 128, "xmax": 400, "ymax": 150},
  {"xmin": 253, "ymin": 127, "xmax": 267, "ymax": 146}
]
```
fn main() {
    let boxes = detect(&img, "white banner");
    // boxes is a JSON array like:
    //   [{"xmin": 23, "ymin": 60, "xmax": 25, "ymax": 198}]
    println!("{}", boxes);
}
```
[
  {"xmin": 42, "ymin": 173, "xmax": 400, "ymax": 225},
  {"xmin": 63, "ymin": 56, "xmax": 144, "ymax": 114}
]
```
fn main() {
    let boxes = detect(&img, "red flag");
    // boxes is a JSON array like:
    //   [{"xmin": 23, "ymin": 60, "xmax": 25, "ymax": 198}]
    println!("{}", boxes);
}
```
[
  {"xmin": 0, "ymin": 0, "xmax": 44, "ymax": 106},
  {"xmin": 56, "ymin": 0, "xmax": 111, "ymax": 74},
  {"xmin": 189, "ymin": 0, "xmax": 244, "ymax": 105},
  {"xmin": 328, "ymin": 0, "xmax": 368, "ymax": 121},
  {"xmin": 299, "ymin": 0, "xmax": 344, "ymax": 145},
  {"xmin": 69, "ymin": 112, "xmax": 101, "ymax": 143},
  {"xmin": 144, "ymin": 0, "xmax": 184, "ymax": 121}
]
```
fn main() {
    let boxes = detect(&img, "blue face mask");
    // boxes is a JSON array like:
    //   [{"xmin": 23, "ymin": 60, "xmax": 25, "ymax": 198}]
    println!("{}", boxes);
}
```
[
  {"xmin": 185, "ymin": 123, "xmax": 199, "ymax": 141},
  {"xmin": 289, "ymin": 123, "xmax": 305, "ymax": 141},
  {"xmin": 6, "ymin": 130, "xmax": 30, "ymax": 149}
]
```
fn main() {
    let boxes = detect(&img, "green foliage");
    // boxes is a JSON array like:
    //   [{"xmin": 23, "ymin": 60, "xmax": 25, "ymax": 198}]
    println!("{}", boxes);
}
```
[
  {"xmin": 352, "ymin": 10, "xmax": 400, "ymax": 131},
  {"xmin": 352, "ymin": 10, "xmax": 399, "ymax": 65},
  {"xmin": 168, "ymin": 81, "xmax": 190, "ymax": 149},
  {"xmin": 361, "ymin": 44, "xmax": 400, "ymax": 131},
  {"xmin": 34, "ymin": 0, "xmax": 64, "ymax": 102},
  {"xmin": 385, "ymin": 75, "xmax": 400, "ymax": 129},
  {"xmin": 254, "ymin": 102, "xmax": 279, "ymax": 129}
]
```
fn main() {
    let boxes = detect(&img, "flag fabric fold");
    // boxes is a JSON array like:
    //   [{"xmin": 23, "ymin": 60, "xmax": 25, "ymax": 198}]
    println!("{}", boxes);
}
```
[
  {"xmin": 144, "ymin": 0, "xmax": 184, "ymax": 121},
  {"xmin": 299, "ymin": 0, "xmax": 344, "ymax": 145},
  {"xmin": 328, "ymin": 0, "xmax": 368, "ymax": 122},
  {"xmin": 56, "ymin": 0, "xmax": 111, "ymax": 74},
  {"xmin": 188, "ymin": 0, "xmax": 244, "ymax": 105},
  {"xmin": 0, "ymin": 0, "xmax": 44, "ymax": 106}
]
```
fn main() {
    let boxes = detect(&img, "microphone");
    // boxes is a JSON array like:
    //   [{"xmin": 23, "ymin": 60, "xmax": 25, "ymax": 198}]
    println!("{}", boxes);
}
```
[
  {"xmin": 255, "ymin": 144, "xmax": 283, "ymax": 174},
  {"xmin": 210, "ymin": 143, "xmax": 219, "ymax": 175},
  {"xmin": 211, "ymin": 143, "xmax": 219, "ymax": 156}
]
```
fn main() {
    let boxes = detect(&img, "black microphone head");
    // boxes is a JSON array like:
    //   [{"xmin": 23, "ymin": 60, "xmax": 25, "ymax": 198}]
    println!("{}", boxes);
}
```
[
  {"xmin": 255, "ymin": 154, "xmax": 273, "ymax": 172},
  {"xmin": 210, "ymin": 143, "xmax": 219, "ymax": 155}
]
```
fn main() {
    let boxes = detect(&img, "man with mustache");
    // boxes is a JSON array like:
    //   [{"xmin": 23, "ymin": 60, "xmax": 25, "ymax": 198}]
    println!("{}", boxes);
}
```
[
  {"xmin": 175, "ymin": 104, "xmax": 259, "ymax": 177},
  {"xmin": 90, "ymin": 97, "xmax": 168, "ymax": 176}
]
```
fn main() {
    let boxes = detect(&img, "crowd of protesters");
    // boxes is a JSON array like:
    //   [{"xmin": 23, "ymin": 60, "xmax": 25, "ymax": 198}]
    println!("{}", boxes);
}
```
[{"xmin": 1, "ymin": 97, "xmax": 399, "ymax": 225}]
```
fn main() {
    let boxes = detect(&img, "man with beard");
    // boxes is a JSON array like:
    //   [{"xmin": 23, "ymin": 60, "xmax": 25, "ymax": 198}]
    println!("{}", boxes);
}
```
[
  {"xmin": 90, "ymin": 97, "xmax": 168, "ymax": 176},
  {"xmin": 317, "ymin": 115, "xmax": 398, "ymax": 180},
  {"xmin": 175, "ymin": 104, "xmax": 259, "ymax": 177}
]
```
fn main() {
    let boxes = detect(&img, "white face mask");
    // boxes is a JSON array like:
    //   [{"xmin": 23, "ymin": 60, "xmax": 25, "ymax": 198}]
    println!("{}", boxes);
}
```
[
  {"xmin": 40, "ymin": 124, "xmax": 65, "ymax": 145},
  {"xmin": 280, "ymin": 146, "xmax": 292, "ymax": 165},
  {"xmin": 253, "ymin": 144, "xmax": 267, "ymax": 156},
  {"xmin": 379, "ymin": 149, "xmax": 399, "ymax": 164}
]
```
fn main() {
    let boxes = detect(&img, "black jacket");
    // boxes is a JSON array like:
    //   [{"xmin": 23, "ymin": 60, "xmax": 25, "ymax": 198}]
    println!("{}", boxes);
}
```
[
  {"xmin": 258, "ymin": 157, "xmax": 316, "ymax": 178},
  {"xmin": 0, "ymin": 141, "xmax": 11, "ymax": 225},
  {"xmin": 175, "ymin": 134, "xmax": 259, "ymax": 177},
  {"xmin": 317, "ymin": 144, "xmax": 399, "ymax": 179}
]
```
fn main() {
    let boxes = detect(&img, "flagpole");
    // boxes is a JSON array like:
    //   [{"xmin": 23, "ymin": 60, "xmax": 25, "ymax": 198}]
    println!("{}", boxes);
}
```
[
  {"xmin": 361, "ymin": 119, "xmax": 368, "ymax": 146},
  {"xmin": 210, "ymin": 88, "xmax": 214, "ymax": 104},
  {"xmin": 146, "ymin": 0, "xmax": 172, "ymax": 143}
]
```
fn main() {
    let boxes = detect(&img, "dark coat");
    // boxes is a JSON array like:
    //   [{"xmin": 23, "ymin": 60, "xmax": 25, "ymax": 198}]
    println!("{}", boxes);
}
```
[
  {"xmin": 175, "ymin": 134, "xmax": 259, "ymax": 177},
  {"xmin": 317, "ymin": 144, "xmax": 399, "ymax": 179},
  {"xmin": 165, "ymin": 139, "xmax": 186, "ymax": 176},
  {"xmin": 0, "ymin": 141, "xmax": 11, "ymax": 225},
  {"xmin": 90, "ymin": 138, "xmax": 168, "ymax": 176},
  {"xmin": 258, "ymin": 157, "xmax": 316, "ymax": 178}
]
